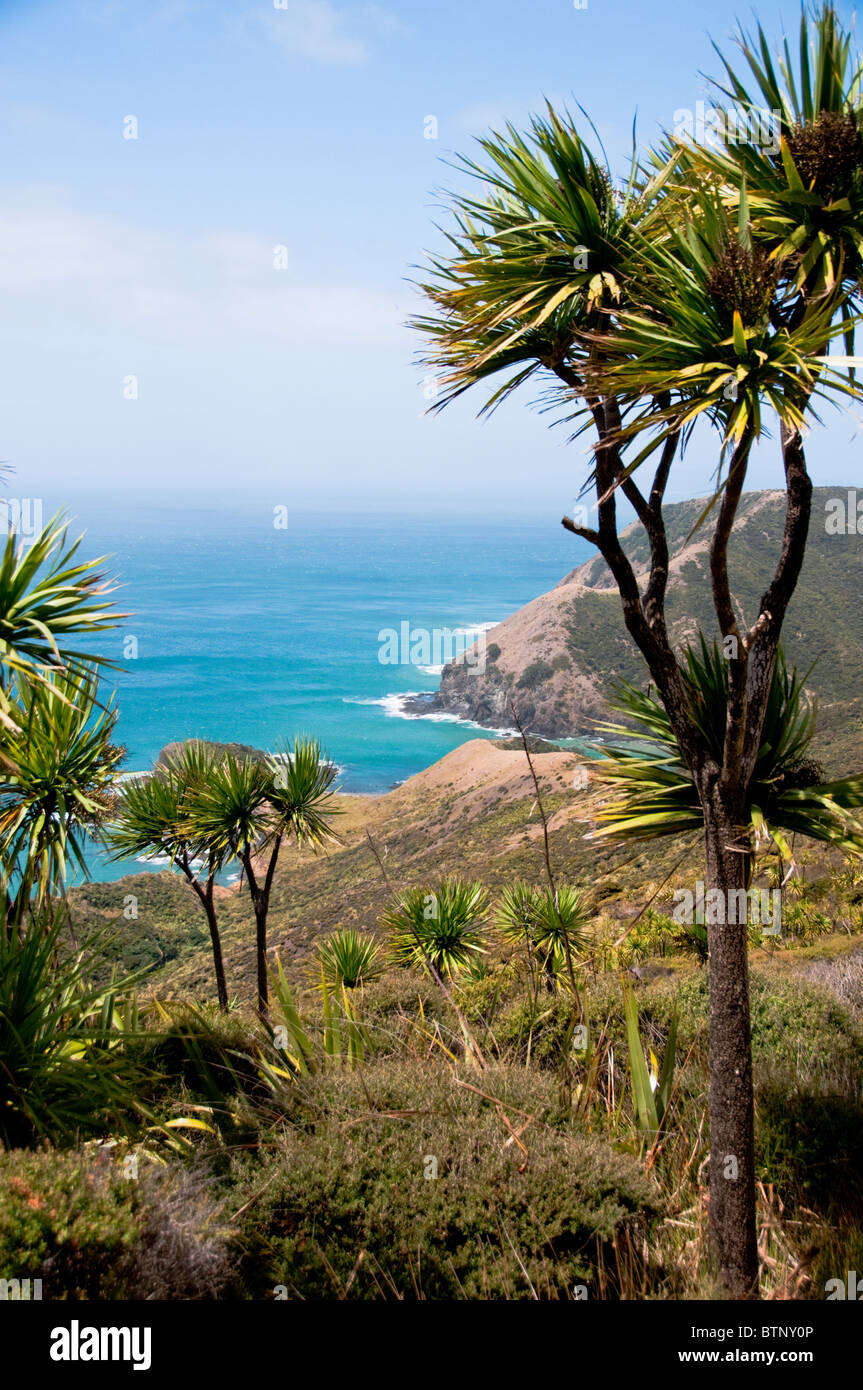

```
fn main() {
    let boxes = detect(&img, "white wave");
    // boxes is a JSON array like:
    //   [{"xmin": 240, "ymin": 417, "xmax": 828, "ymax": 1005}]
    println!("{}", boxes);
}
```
[
  {"xmin": 344, "ymin": 691, "xmax": 516, "ymax": 735},
  {"xmin": 135, "ymin": 851, "xmax": 206, "ymax": 871},
  {"xmin": 450, "ymin": 621, "xmax": 499, "ymax": 638}
]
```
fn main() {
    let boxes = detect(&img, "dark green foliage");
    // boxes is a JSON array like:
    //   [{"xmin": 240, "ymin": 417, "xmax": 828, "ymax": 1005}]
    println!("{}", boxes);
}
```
[
  {"xmin": 0, "ymin": 1150, "xmax": 236, "ymax": 1300},
  {"xmin": 229, "ymin": 1063, "xmax": 658, "ymax": 1300},
  {"xmin": 0, "ymin": 1150, "xmax": 143, "ymax": 1298},
  {"xmin": 0, "ymin": 911, "xmax": 151, "ymax": 1147},
  {"xmin": 493, "ymin": 994, "xmax": 578, "ymax": 1065},
  {"xmin": 516, "ymin": 658, "xmax": 555, "ymax": 690}
]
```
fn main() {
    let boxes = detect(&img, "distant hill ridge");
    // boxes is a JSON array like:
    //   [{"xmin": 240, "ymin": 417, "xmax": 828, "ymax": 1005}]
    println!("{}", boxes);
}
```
[{"xmin": 428, "ymin": 488, "xmax": 863, "ymax": 773}]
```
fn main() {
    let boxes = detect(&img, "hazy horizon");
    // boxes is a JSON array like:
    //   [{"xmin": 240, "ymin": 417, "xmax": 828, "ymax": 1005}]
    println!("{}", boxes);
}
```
[{"xmin": 3, "ymin": 0, "xmax": 861, "ymax": 516}]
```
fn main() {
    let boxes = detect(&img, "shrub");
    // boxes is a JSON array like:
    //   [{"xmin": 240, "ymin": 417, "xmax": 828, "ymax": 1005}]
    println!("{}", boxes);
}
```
[
  {"xmin": 0, "ymin": 1150, "xmax": 142, "ymax": 1298},
  {"xmin": 757, "ymin": 1082, "xmax": 863, "ymax": 1219},
  {"xmin": 0, "ymin": 1149, "xmax": 237, "ymax": 1300},
  {"xmin": 229, "ymin": 1062, "xmax": 658, "ymax": 1299},
  {"xmin": 516, "ymin": 659, "xmax": 554, "ymax": 691},
  {"xmin": 748, "ymin": 973, "xmax": 862, "ymax": 1083},
  {"xmin": 474, "ymin": 994, "xmax": 579, "ymax": 1066},
  {"xmin": 800, "ymin": 947, "xmax": 863, "ymax": 1020}
]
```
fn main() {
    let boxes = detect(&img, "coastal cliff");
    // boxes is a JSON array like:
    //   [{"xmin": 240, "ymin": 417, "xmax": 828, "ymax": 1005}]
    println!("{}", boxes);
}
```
[{"xmin": 421, "ymin": 488, "xmax": 863, "ymax": 760}]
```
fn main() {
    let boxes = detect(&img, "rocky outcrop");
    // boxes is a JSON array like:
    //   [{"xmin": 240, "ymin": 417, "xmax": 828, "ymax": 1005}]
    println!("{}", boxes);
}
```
[
  {"xmin": 155, "ymin": 739, "xmax": 267, "ymax": 768},
  {"xmin": 420, "ymin": 488, "xmax": 863, "ymax": 743}
]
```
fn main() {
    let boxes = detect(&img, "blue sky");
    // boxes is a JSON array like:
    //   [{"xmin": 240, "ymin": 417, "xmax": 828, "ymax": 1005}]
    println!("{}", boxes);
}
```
[{"xmin": 1, "ymin": 0, "xmax": 860, "ymax": 515}]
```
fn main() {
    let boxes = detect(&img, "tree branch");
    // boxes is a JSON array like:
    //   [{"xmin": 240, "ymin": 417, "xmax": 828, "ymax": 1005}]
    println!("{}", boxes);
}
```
[
  {"xmin": 739, "ymin": 422, "xmax": 813, "ymax": 786},
  {"xmin": 710, "ymin": 430, "xmax": 753, "ymax": 788}
]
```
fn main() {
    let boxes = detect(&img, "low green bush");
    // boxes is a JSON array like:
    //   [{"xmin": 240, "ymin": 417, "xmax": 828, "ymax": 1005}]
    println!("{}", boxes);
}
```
[
  {"xmin": 0, "ymin": 1150, "xmax": 143, "ymax": 1298},
  {"xmin": 516, "ymin": 659, "xmax": 555, "ymax": 690},
  {"xmin": 0, "ymin": 1149, "xmax": 237, "ymax": 1300},
  {"xmin": 229, "ymin": 1061, "xmax": 658, "ymax": 1299}
]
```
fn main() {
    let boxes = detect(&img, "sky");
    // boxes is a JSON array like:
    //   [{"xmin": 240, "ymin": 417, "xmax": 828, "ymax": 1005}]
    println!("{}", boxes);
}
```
[{"xmin": 0, "ymin": 0, "xmax": 860, "ymax": 516}]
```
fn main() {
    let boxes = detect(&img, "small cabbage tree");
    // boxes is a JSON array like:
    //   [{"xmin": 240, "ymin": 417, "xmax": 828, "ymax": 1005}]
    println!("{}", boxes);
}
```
[
  {"xmin": 590, "ymin": 639, "xmax": 863, "ymax": 874},
  {"xmin": 383, "ymin": 878, "xmax": 489, "ymax": 978},
  {"xmin": 1, "ymin": 668, "xmax": 123, "ymax": 928},
  {"xmin": 317, "ymin": 929, "xmax": 383, "ymax": 990},
  {"xmin": 497, "ymin": 882, "xmax": 589, "ymax": 991},
  {"xmin": 187, "ymin": 738, "xmax": 340, "ymax": 1014},
  {"xmin": 109, "ymin": 742, "xmax": 231, "ymax": 1011},
  {"xmin": 0, "ymin": 513, "xmax": 122, "ymax": 733}
]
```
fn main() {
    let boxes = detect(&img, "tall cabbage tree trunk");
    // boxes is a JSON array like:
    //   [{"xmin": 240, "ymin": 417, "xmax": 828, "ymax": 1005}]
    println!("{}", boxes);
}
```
[
  {"xmin": 701, "ymin": 779, "xmax": 759, "ymax": 1298},
  {"xmin": 201, "ymin": 884, "xmax": 229, "ymax": 1013},
  {"xmin": 184, "ymin": 867, "xmax": 229, "ymax": 1013}
]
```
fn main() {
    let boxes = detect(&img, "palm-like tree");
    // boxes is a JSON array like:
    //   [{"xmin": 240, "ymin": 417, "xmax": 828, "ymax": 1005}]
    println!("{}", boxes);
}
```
[
  {"xmin": 108, "ymin": 742, "xmax": 231, "ymax": 1011},
  {"xmin": 0, "ymin": 667, "xmax": 123, "ymax": 927},
  {"xmin": 412, "ymin": 4, "xmax": 863, "ymax": 1295},
  {"xmin": 589, "ymin": 639, "xmax": 863, "ymax": 875},
  {"xmin": 0, "ymin": 513, "xmax": 123, "ymax": 733},
  {"xmin": 383, "ymin": 878, "xmax": 489, "ymax": 978},
  {"xmin": 187, "ymin": 738, "xmax": 340, "ymax": 1014},
  {"xmin": 497, "ymin": 882, "xmax": 589, "ymax": 991},
  {"xmin": 704, "ymin": 6, "xmax": 863, "ymax": 308}
]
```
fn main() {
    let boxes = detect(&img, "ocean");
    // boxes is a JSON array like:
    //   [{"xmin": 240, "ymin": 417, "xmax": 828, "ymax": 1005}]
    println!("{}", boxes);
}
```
[{"xmin": 45, "ymin": 496, "xmax": 592, "ymax": 882}]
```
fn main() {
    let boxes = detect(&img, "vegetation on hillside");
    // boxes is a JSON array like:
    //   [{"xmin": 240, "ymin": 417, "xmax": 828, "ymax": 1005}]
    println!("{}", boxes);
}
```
[{"xmin": 3, "ymin": 3, "xmax": 863, "ymax": 1306}]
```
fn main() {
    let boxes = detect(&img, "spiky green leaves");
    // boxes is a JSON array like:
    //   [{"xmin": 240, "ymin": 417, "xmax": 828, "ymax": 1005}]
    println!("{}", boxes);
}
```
[
  {"xmin": 112, "ymin": 736, "xmax": 341, "ymax": 872},
  {"xmin": 413, "ymin": 5, "xmax": 863, "ymax": 469},
  {"xmin": 0, "ymin": 905, "xmax": 151, "ymax": 1146},
  {"xmin": 0, "ymin": 513, "xmax": 123, "ymax": 731},
  {"xmin": 382, "ymin": 878, "xmax": 489, "ymax": 978},
  {"xmin": 496, "ymin": 881, "xmax": 589, "ymax": 979},
  {"xmin": 266, "ymin": 737, "xmax": 340, "ymax": 849},
  {"xmin": 412, "ymin": 105, "xmax": 645, "ymax": 417},
  {"xmin": 316, "ymin": 930, "xmax": 383, "ymax": 990},
  {"xmin": 0, "ymin": 668, "xmax": 123, "ymax": 907},
  {"xmin": 589, "ymin": 637, "xmax": 863, "ymax": 863}
]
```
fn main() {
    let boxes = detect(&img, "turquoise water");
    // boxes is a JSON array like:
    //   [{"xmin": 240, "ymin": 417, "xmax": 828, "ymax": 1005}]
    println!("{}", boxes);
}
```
[{"xmin": 48, "ymin": 497, "xmax": 590, "ymax": 881}]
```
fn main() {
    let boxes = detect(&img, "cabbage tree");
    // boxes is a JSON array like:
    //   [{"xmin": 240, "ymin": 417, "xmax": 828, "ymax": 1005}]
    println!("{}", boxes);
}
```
[{"xmin": 413, "ymin": 4, "xmax": 863, "ymax": 1296}]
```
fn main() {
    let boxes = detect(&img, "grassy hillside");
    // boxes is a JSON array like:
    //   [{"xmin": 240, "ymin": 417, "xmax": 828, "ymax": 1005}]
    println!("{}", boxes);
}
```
[{"xmin": 70, "ymin": 736, "xmax": 863, "ymax": 1001}]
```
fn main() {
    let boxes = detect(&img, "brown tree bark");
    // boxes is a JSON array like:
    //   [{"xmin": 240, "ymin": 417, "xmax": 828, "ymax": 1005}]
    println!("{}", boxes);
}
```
[
  {"xmin": 241, "ymin": 835, "xmax": 282, "ymax": 1017},
  {"xmin": 201, "ymin": 882, "xmax": 229, "ymax": 1013},
  {"xmin": 183, "ymin": 862, "xmax": 229, "ymax": 1013},
  {"xmin": 559, "ymin": 394, "xmax": 817, "ymax": 1298},
  {"xmin": 700, "ymin": 775, "xmax": 759, "ymax": 1298}
]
